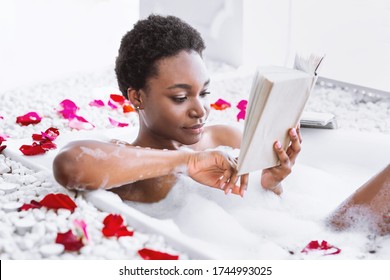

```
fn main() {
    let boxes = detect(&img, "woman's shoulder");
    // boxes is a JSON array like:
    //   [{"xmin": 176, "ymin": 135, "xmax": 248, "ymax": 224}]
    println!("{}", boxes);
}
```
[{"xmin": 204, "ymin": 124, "xmax": 242, "ymax": 149}]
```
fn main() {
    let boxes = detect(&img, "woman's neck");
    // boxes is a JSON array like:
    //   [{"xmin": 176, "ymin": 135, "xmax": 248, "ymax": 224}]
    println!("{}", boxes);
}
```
[{"xmin": 132, "ymin": 126, "xmax": 184, "ymax": 150}]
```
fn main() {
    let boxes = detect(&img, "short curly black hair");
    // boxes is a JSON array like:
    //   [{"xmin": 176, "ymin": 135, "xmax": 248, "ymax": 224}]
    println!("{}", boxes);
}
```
[{"xmin": 115, "ymin": 14, "xmax": 206, "ymax": 96}]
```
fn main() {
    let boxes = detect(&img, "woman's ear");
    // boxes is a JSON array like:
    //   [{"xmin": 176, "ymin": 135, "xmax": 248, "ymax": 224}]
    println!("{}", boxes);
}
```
[{"xmin": 127, "ymin": 88, "xmax": 143, "ymax": 109}]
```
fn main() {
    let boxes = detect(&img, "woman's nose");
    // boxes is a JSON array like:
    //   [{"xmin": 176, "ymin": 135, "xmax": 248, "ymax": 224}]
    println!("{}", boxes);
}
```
[{"xmin": 189, "ymin": 98, "xmax": 206, "ymax": 119}]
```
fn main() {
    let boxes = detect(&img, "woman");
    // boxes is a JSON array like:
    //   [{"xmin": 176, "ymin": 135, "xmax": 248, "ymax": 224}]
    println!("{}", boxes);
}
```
[{"xmin": 53, "ymin": 15, "xmax": 302, "ymax": 203}]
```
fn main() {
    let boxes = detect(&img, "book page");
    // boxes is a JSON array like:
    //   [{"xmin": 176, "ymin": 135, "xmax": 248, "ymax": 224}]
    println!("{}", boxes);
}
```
[{"xmin": 237, "ymin": 71, "xmax": 314, "ymax": 175}]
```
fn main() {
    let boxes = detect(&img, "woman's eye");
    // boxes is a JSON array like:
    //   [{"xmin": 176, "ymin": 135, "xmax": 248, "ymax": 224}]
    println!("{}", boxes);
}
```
[
  {"xmin": 200, "ymin": 91, "xmax": 211, "ymax": 97},
  {"xmin": 172, "ymin": 97, "xmax": 187, "ymax": 103}
]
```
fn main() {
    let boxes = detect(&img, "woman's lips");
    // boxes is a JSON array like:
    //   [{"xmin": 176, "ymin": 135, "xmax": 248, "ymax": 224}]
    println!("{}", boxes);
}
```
[{"xmin": 183, "ymin": 123, "xmax": 204, "ymax": 134}]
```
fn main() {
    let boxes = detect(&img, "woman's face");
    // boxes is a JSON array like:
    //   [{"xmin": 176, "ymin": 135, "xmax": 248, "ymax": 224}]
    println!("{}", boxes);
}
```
[{"xmin": 138, "ymin": 50, "xmax": 211, "ymax": 146}]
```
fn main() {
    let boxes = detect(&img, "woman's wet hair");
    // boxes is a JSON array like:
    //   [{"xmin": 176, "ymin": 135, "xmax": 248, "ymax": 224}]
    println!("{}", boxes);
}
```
[{"xmin": 115, "ymin": 14, "xmax": 205, "ymax": 96}]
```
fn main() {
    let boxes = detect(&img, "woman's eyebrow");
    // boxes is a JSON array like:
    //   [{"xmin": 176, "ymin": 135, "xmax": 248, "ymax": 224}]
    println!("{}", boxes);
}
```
[{"xmin": 166, "ymin": 79, "xmax": 210, "ymax": 90}]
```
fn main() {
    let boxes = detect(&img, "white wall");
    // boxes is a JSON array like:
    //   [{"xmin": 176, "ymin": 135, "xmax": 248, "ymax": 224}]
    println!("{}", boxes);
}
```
[
  {"xmin": 140, "ymin": 0, "xmax": 390, "ymax": 92},
  {"xmin": 242, "ymin": 0, "xmax": 292, "ymax": 67},
  {"xmin": 291, "ymin": 0, "xmax": 390, "ymax": 92},
  {"xmin": 0, "ymin": 0, "xmax": 139, "ymax": 92},
  {"xmin": 2, "ymin": 0, "xmax": 389, "ymax": 92},
  {"xmin": 140, "ymin": 0, "xmax": 244, "ymax": 66}
]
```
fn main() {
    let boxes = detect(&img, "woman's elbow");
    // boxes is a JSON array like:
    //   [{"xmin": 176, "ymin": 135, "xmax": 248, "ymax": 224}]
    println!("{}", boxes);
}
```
[{"xmin": 53, "ymin": 148, "xmax": 80, "ymax": 189}]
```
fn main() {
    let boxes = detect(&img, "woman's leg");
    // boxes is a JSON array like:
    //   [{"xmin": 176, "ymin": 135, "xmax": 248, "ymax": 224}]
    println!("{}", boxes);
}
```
[{"xmin": 327, "ymin": 164, "xmax": 390, "ymax": 235}]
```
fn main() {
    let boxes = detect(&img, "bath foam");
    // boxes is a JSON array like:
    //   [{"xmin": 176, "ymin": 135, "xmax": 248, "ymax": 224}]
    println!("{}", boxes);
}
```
[
  {"xmin": 3, "ymin": 126, "xmax": 390, "ymax": 259},
  {"xmin": 126, "ymin": 164, "xmax": 347, "ymax": 259}
]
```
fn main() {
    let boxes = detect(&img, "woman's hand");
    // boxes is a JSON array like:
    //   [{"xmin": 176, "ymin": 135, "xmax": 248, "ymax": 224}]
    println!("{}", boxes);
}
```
[
  {"xmin": 187, "ymin": 150, "xmax": 248, "ymax": 197},
  {"xmin": 260, "ymin": 126, "xmax": 302, "ymax": 195}
]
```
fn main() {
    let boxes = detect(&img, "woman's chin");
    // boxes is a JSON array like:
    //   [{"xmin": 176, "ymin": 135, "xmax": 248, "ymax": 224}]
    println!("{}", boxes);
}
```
[{"xmin": 179, "ymin": 134, "xmax": 203, "ymax": 146}]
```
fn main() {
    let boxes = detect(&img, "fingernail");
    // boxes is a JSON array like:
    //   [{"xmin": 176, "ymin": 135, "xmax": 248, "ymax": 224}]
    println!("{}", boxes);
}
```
[
  {"xmin": 291, "ymin": 128, "xmax": 297, "ymax": 137},
  {"xmin": 275, "ymin": 141, "xmax": 282, "ymax": 149}
]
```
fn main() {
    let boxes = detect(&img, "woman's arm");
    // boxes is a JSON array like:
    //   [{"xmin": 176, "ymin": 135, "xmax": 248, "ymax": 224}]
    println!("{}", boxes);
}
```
[{"xmin": 53, "ymin": 140, "xmax": 247, "ymax": 194}]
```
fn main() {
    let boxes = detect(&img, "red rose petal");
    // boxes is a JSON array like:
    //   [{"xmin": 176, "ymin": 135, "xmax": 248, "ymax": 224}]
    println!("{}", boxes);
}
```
[
  {"xmin": 32, "ymin": 134, "xmax": 44, "ymax": 141},
  {"xmin": 0, "ymin": 145, "xmax": 6, "ymax": 153},
  {"xmin": 138, "ymin": 248, "xmax": 179, "ymax": 260},
  {"xmin": 40, "ymin": 140, "xmax": 57, "ymax": 150},
  {"xmin": 32, "ymin": 128, "xmax": 59, "ymax": 142},
  {"xmin": 0, "ymin": 136, "xmax": 6, "ymax": 153},
  {"xmin": 16, "ymin": 112, "xmax": 42, "ymax": 126},
  {"xmin": 210, "ymin": 99, "xmax": 231, "ymax": 110},
  {"xmin": 110, "ymin": 94, "xmax": 125, "ymax": 104},
  {"xmin": 103, "ymin": 214, "xmax": 124, "ymax": 228},
  {"xmin": 301, "ymin": 240, "xmax": 341, "ymax": 255},
  {"xmin": 21, "ymin": 127, "xmax": 59, "ymax": 155},
  {"xmin": 19, "ymin": 144, "xmax": 46, "ymax": 155},
  {"xmin": 56, "ymin": 230, "xmax": 84, "ymax": 251},
  {"xmin": 19, "ymin": 200, "xmax": 42, "ymax": 211},
  {"xmin": 115, "ymin": 227, "xmax": 134, "ymax": 237},
  {"xmin": 42, "ymin": 127, "xmax": 60, "ymax": 141},
  {"xmin": 102, "ymin": 214, "xmax": 134, "ymax": 238},
  {"xmin": 108, "ymin": 94, "xmax": 126, "ymax": 109},
  {"xmin": 39, "ymin": 193, "xmax": 77, "ymax": 212}
]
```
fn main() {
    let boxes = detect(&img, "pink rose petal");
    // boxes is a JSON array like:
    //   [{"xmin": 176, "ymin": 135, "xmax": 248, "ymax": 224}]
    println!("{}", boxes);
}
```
[
  {"xmin": 68, "ymin": 116, "xmax": 94, "ymax": 130},
  {"xmin": 0, "ymin": 133, "xmax": 10, "ymax": 139},
  {"xmin": 237, "ymin": 110, "xmax": 246, "ymax": 121},
  {"xmin": 107, "ymin": 99, "xmax": 119, "ymax": 109},
  {"xmin": 89, "ymin": 99, "xmax": 105, "ymax": 107},
  {"xmin": 108, "ymin": 117, "xmax": 129, "ymax": 127},
  {"xmin": 108, "ymin": 94, "xmax": 126, "ymax": 109},
  {"xmin": 210, "ymin": 98, "xmax": 231, "ymax": 110},
  {"xmin": 236, "ymin": 99, "xmax": 248, "ymax": 110},
  {"xmin": 74, "ymin": 219, "xmax": 89, "ymax": 242},
  {"xmin": 57, "ymin": 99, "xmax": 79, "ymax": 120}
]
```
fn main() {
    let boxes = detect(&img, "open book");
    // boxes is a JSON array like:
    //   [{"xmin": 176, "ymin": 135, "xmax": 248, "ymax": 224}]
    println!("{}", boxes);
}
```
[{"xmin": 237, "ymin": 53, "xmax": 324, "ymax": 175}]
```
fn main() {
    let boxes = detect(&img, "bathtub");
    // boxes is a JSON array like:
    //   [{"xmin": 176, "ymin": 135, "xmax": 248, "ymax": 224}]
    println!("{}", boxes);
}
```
[{"xmin": 4, "ymin": 126, "xmax": 390, "ymax": 259}]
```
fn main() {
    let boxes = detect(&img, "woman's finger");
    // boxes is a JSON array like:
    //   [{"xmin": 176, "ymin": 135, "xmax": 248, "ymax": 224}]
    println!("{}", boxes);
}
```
[
  {"xmin": 239, "ymin": 174, "xmax": 249, "ymax": 197},
  {"xmin": 287, "ymin": 128, "xmax": 301, "ymax": 163},
  {"xmin": 274, "ymin": 141, "xmax": 291, "ymax": 178},
  {"xmin": 274, "ymin": 141, "xmax": 289, "ymax": 166},
  {"xmin": 219, "ymin": 169, "xmax": 231, "ymax": 189},
  {"xmin": 224, "ymin": 171, "xmax": 239, "ymax": 194}
]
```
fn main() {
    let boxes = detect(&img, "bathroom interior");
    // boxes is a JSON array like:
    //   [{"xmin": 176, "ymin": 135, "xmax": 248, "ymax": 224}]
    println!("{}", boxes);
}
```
[{"xmin": 0, "ymin": 0, "xmax": 390, "ymax": 260}]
